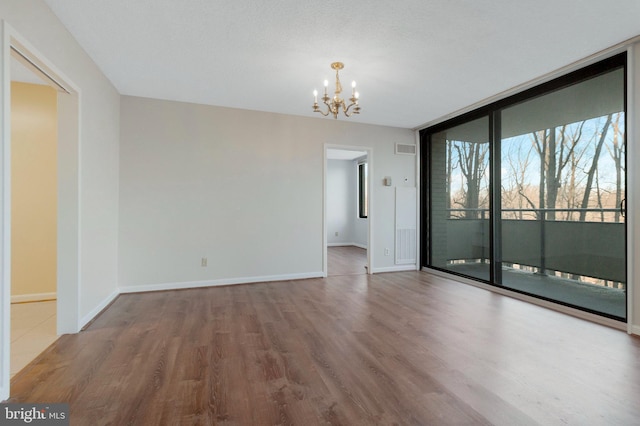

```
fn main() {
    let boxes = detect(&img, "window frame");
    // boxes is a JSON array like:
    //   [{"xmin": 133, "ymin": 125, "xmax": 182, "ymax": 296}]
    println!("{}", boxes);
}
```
[
  {"xmin": 358, "ymin": 161, "xmax": 368, "ymax": 219},
  {"xmin": 419, "ymin": 52, "xmax": 627, "ymax": 321}
]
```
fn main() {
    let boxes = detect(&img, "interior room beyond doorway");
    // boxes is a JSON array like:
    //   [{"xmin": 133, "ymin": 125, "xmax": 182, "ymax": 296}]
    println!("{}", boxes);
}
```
[{"xmin": 326, "ymin": 148, "xmax": 369, "ymax": 276}]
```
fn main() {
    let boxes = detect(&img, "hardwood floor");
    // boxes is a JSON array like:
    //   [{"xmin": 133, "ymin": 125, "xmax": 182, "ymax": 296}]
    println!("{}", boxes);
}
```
[
  {"xmin": 327, "ymin": 245, "xmax": 367, "ymax": 276},
  {"xmin": 8, "ymin": 272, "xmax": 640, "ymax": 425}
]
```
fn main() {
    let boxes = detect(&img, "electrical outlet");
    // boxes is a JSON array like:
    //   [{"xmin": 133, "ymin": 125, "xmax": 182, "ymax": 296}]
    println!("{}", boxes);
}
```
[
  {"xmin": 201, "ymin": 257, "xmax": 208, "ymax": 267},
  {"xmin": 384, "ymin": 248, "xmax": 390, "ymax": 256}
]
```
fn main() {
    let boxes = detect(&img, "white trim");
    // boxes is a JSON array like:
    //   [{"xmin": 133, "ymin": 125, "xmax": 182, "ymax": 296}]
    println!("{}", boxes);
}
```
[
  {"xmin": 327, "ymin": 242, "xmax": 368, "ymax": 249},
  {"xmin": 630, "ymin": 325, "xmax": 640, "ymax": 336},
  {"xmin": 119, "ymin": 272, "xmax": 325, "ymax": 294},
  {"xmin": 0, "ymin": 19, "xmax": 10, "ymax": 403},
  {"xmin": 79, "ymin": 289, "xmax": 119, "ymax": 330},
  {"xmin": 627, "ymin": 44, "xmax": 636, "ymax": 335},
  {"xmin": 423, "ymin": 268, "xmax": 626, "ymax": 331},
  {"xmin": 11, "ymin": 292, "xmax": 56, "ymax": 303},
  {"xmin": 323, "ymin": 149, "xmax": 327, "ymax": 278},
  {"xmin": 5, "ymin": 26, "xmax": 82, "ymax": 336},
  {"xmin": 371, "ymin": 264, "xmax": 417, "ymax": 274},
  {"xmin": 1, "ymin": 22, "xmax": 83, "ymax": 400},
  {"xmin": 366, "ymin": 150, "xmax": 373, "ymax": 274},
  {"xmin": 8, "ymin": 37, "xmax": 77, "ymax": 94},
  {"xmin": 414, "ymin": 130, "xmax": 421, "ymax": 271}
]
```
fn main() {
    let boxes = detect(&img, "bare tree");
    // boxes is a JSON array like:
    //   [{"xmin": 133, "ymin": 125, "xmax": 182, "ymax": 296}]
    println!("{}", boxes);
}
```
[
  {"xmin": 579, "ymin": 114, "xmax": 612, "ymax": 221},
  {"xmin": 453, "ymin": 141, "xmax": 489, "ymax": 219},
  {"xmin": 532, "ymin": 123, "xmax": 584, "ymax": 220},
  {"xmin": 503, "ymin": 139, "xmax": 537, "ymax": 219},
  {"xmin": 606, "ymin": 112, "xmax": 625, "ymax": 223}
]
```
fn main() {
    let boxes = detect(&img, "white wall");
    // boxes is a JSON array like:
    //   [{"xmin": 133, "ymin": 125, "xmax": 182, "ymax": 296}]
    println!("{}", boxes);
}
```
[
  {"xmin": 354, "ymin": 214, "xmax": 368, "ymax": 248},
  {"xmin": 0, "ymin": 0, "xmax": 120, "ymax": 399},
  {"xmin": 119, "ymin": 96, "xmax": 415, "ymax": 289},
  {"xmin": 326, "ymin": 157, "xmax": 369, "ymax": 249},
  {"xmin": 327, "ymin": 159, "xmax": 355, "ymax": 245},
  {"xmin": 10, "ymin": 82, "xmax": 57, "ymax": 300}
]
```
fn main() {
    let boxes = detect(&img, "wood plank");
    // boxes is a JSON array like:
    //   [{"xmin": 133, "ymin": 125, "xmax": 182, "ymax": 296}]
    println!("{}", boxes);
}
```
[
  {"xmin": 328, "ymin": 246, "xmax": 367, "ymax": 276},
  {"xmin": 8, "ymin": 271, "xmax": 640, "ymax": 425}
]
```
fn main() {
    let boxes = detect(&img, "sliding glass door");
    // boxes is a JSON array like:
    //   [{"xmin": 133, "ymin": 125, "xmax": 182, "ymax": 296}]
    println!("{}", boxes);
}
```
[
  {"xmin": 428, "ymin": 117, "xmax": 490, "ymax": 281},
  {"xmin": 500, "ymin": 66, "xmax": 625, "ymax": 318},
  {"xmin": 422, "ymin": 54, "xmax": 626, "ymax": 320}
]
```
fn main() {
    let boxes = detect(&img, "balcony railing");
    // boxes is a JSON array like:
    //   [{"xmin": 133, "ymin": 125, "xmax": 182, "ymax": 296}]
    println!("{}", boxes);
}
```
[{"xmin": 442, "ymin": 208, "xmax": 625, "ymax": 285}]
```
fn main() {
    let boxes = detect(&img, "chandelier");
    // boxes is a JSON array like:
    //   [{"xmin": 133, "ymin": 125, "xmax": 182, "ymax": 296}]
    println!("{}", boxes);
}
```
[{"xmin": 313, "ymin": 62, "xmax": 360, "ymax": 119}]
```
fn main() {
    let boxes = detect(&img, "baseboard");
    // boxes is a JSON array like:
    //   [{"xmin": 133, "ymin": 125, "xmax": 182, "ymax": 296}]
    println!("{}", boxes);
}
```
[
  {"xmin": 119, "ymin": 272, "xmax": 325, "ymax": 294},
  {"xmin": 371, "ymin": 264, "xmax": 417, "ymax": 273},
  {"xmin": 629, "ymin": 324, "xmax": 640, "ymax": 336},
  {"xmin": 79, "ymin": 289, "xmax": 119, "ymax": 330},
  {"xmin": 327, "ymin": 242, "xmax": 368, "ymax": 249},
  {"xmin": 11, "ymin": 292, "xmax": 56, "ymax": 303}
]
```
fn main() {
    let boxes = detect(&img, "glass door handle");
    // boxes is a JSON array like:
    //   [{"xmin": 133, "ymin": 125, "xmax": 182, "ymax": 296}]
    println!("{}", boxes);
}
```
[{"xmin": 620, "ymin": 198, "xmax": 626, "ymax": 218}]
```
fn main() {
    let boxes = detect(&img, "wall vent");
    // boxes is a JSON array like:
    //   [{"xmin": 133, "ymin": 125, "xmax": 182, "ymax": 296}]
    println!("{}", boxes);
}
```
[
  {"xmin": 395, "ymin": 187, "xmax": 417, "ymax": 265},
  {"xmin": 395, "ymin": 143, "xmax": 416, "ymax": 155}
]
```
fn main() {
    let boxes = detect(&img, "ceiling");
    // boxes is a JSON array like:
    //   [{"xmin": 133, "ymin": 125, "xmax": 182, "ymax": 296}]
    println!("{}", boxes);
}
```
[{"xmin": 43, "ymin": 1, "xmax": 640, "ymax": 129}]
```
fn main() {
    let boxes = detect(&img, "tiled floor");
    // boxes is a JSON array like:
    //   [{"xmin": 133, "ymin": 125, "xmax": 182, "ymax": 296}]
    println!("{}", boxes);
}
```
[{"xmin": 10, "ymin": 300, "xmax": 57, "ymax": 378}]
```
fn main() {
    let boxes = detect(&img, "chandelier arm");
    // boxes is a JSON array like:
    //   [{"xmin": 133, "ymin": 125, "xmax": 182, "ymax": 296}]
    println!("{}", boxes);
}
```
[
  {"xmin": 314, "ymin": 103, "xmax": 331, "ymax": 116},
  {"xmin": 324, "ymin": 103, "xmax": 332, "ymax": 116},
  {"xmin": 324, "ymin": 99, "xmax": 339, "ymax": 119},
  {"xmin": 315, "ymin": 108, "xmax": 330, "ymax": 117},
  {"xmin": 343, "ymin": 100, "xmax": 358, "ymax": 116}
]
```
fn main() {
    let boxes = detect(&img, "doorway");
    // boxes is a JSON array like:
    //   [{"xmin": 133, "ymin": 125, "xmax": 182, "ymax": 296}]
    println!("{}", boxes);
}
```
[
  {"xmin": 9, "ymin": 54, "xmax": 58, "ymax": 377},
  {"xmin": 1, "ymin": 27, "xmax": 81, "ymax": 401},
  {"xmin": 324, "ymin": 147, "xmax": 372, "ymax": 276}
]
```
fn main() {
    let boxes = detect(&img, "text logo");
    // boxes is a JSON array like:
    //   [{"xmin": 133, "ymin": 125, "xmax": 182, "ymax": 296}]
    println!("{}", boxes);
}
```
[{"xmin": 1, "ymin": 403, "xmax": 69, "ymax": 425}]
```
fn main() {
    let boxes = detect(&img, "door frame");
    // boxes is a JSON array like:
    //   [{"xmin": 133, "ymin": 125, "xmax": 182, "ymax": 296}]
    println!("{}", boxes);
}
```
[
  {"xmin": 1, "ymin": 21, "xmax": 82, "ymax": 400},
  {"xmin": 323, "ymin": 144, "xmax": 374, "ymax": 277}
]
